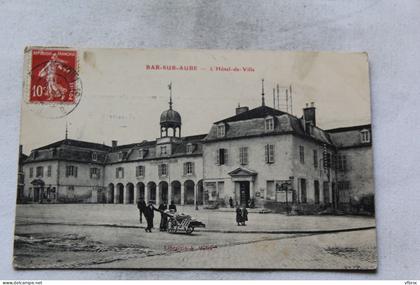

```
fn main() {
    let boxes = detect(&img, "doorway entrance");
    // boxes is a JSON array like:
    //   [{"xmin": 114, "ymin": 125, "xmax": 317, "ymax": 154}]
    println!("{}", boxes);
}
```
[
  {"xmin": 34, "ymin": 187, "xmax": 40, "ymax": 202},
  {"xmin": 239, "ymin": 181, "xmax": 250, "ymax": 207}
]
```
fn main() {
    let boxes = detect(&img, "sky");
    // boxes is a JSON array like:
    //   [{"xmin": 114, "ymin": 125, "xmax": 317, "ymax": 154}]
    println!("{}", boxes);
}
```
[{"xmin": 20, "ymin": 48, "xmax": 371, "ymax": 154}]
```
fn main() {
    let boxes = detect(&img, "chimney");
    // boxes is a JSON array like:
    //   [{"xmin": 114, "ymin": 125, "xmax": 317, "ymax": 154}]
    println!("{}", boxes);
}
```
[
  {"xmin": 19, "ymin": 145, "xmax": 23, "ymax": 155},
  {"xmin": 303, "ymin": 102, "xmax": 316, "ymax": 132},
  {"xmin": 236, "ymin": 106, "xmax": 249, "ymax": 115},
  {"xmin": 112, "ymin": 140, "xmax": 118, "ymax": 148}
]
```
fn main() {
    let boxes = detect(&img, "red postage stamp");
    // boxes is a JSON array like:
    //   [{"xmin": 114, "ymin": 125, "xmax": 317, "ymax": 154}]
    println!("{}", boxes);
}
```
[{"xmin": 29, "ymin": 49, "xmax": 78, "ymax": 103}]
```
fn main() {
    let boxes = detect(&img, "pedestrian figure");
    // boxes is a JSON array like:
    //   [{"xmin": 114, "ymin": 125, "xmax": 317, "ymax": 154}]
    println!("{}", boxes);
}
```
[
  {"xmin": 236, "ymin": 206, "xmax": 242, "ymax": 226},
  {"xmin": 136, "ymin": 197, "xmax": 146, "ymax": 224},
  {"xmin": 241, "ymin": 206, "xmax": 248, "ymax": 226},
  {"xmin": 236, "ymin": 205, "xmax": 248, "ymax": 226},
  {"xmin": 229, "ymin": 196, "xmax": 234, "ymax": 208},
  {"xmin": 144, "ymin": 201, "xmax": 155, "ymax": 232},
  {"xmin": 169, "ymin": 200, "xmax": 177, "ymax": 213},
  {"xmin": 158, "ymin": 202, "xmax": 168, "ymax": 231}
]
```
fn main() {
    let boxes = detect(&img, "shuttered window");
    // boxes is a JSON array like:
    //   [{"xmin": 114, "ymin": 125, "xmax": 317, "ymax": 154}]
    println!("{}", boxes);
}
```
[
  {"xmin": 136, "ymin": 165, "xmax": 145, "ymax": 177},
  {"xmin": 66, "ymin": 165, "xmax": 78, "ymax": 177},
  {"xmin": 158, "ymin": 164, "xmax": 168, "ymax": 177},
  {"xmin": 36, "ymin": 166, "xmax": 44, "ymax": 177},
  {"xmin": 313, "ymin": 150, "xmax": 318, "ymax": 168},
  {"xmin": 299, "ymin": 146, "xmax": 305, "ymax": 164},
  {"xmin": 337, "ymin": 154, "xmax": 347, "ymax": 171},
  {"xmin": 265, "ymin": 144, "xmax": 274, "ymax": 163},
  {"xmin": 90, "ymin": 168, "xmax": 101, "ymax": 179},
  {"xmin": 116, "ymin": 167, "xmax": 124, "ymax": 178},
  {"xmin": 184, "ymin": 162, "xmax": 194, "ymax": 175},
  {"xmin": 239, "ymin": 147, "xmax": 248, "ymax": 165},
  {"xmin": 216, "ymin": 149, "xmax": 228, "ymax": 165}
]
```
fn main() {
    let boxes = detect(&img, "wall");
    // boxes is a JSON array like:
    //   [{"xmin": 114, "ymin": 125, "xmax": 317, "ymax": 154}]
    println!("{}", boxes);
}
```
[
  {"xmin": 291, "ymin": 135, "xmax": 336, "ymax": 205},
  {"xmin": 22, "ymin": 161, "xmax": 58, "ymax": 201},
  {"xmin": 336, "ymin": 146, "xmax": 374, "ymax": 203},
  {"xmin": 22, "ymin": 160, "xmax": 105, "ymax": 203},
  {"xmin": 203, "ymin": 134, "xmax": 294, "ymax": 205},
  {"xmin": 104, "ymin": 155, "xmax": 203, "ymax": 204}
]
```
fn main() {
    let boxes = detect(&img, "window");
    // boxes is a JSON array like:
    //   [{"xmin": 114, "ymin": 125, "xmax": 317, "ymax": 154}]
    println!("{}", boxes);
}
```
[
  {"xmin": 265, "ymin": 144, "xmax": 275, "ymax": 163},
  {"xmin": 158, "ymin": 164, "xmax": 168, "ymax": 177},
  {"xmin": 299, "ymin": 146, "xmax": 305, "ymax": 164},
  {"xmin": 360, "ymin": 129, "xmax": 370, "ymax": 143},
  {"xmin": 323, "ymin": 152, "xmax": 331, "ymax": 169},
  {"xmin": 337, "ymin": 154, "xmax": 347, "ymax": 171},
  {"xmin": 90, "ymin": 168, "xmax": 100, "ymax": 179},
  {"xmin": 217, "ymin": 124, "xmax": 225, "ymax": 137},
  {"xmin": 239, "ymin": 147, "xmax": 248, "ymax": 165},
  {"xmin": 186, "ymin": 143, "xmax": 193, "ymax": 154},
  {"xmin": 47, "ymin": 165, "xmax": 52, "ymax": 177},
  {"xmin": 184, "ymin": 162, "xmax": 194, "ymax": 175},
  {"xmin": 92, "ymin": 152, "xmax": 98, "ymax": 161},
  {"xmin": 300, "ymin": 178, "xmax": 307, "ymax": 203},
  {"xmin": 136, "ymin": 165, "xmax": 145, "ymax": 177},
  {"xmin": 138, "ymin": 149, "xmax": 144, "ymax": 159},
  {"xmin": 66, "ymin": 165, "xmax": 78, "ymax": 177},
  {"xmin": 265, "ymin": 117, "xmax": 274, "ymax": 131},
  {"xmin": 29, "ymin": 167, "xmax": 33, "ymax": 178},
  {"xmin": 323, "ymin": 182, "xmax": 330, "ymax": 204},
  {"xmin": 36, "ymin": 166, "xmax": 44, "ymax": 177},
  {"xmin": 313, "ymin": 150, "xmax": 318, "ymax": 168},
  {"xmin": 116, "ymin": 167, "xmax": 124, "ymax": 178},
  {"xmin": 216, "ymin": 149, "xmax": 228, "ymax": 165},
  {"xmin": 118, "ymin": 152, "xmax": 127, "ymax": 160},
  {"xmin": 314, "ymin": 180, "xmax": 320, "ymax": 204},
  {"xmin": 337, "ymin": 181, "xmax": 351, "ymax": 203},
  {"xmin": 337, "ymin": 181, "xmax": 350, "ymax": 191},
  {"xmin": 67, "ymin": 185, "xmax": 75, "ymax": 198},
  {"xmin": 160, "ymin": 146, "xmax": 167, "ymax": 156}
]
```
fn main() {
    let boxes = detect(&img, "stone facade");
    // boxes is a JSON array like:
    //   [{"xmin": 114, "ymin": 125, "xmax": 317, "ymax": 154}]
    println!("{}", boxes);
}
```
[{"xmin": 18, "ymin": 100, "xmax": 374, "ymax": 213}]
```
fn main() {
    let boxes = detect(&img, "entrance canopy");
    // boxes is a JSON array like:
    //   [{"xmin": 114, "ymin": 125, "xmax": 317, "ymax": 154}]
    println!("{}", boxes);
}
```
[
  {"xmin": 228, "ymin": 167, "xmax": 257, "ymax": 180},
  {"xmin": 30, "ymin": 179, "xmax": 45, "ymax": 186},
  {"xmin": 228, "ymin": 167, "xmax": 258, "ymax": 177}
]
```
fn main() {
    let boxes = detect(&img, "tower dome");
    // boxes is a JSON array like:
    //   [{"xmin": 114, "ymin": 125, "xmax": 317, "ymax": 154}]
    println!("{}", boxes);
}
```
[
  {"xmin": 160, "ymin": 108, "xmax": 181, "ymax": 128},
  {"xmin": 160, "ymin": 82, "xmax": 182, "ymax": 138}
]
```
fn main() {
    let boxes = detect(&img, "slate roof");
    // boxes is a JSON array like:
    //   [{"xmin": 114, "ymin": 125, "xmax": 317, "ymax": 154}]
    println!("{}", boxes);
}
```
[
  {"xmin": 25, "ymin": 144, "xmax": 108, "ymax": 164},
  {"xmin": 215, "ymin": 105, "xmax": 286, "ymax": 124},
  {"xmin": 206, "ymin": 105, "xmax": 333, "ymax": 145},
  {"xmin": 327, "ymin": 124, "xmax": 372, "ymax": 148},
  {"xmin": 36, "ymin": 139, "xmax": 111, "ymax": 151},
  {"xmin": 105, "ymin": 134, "xmax": 207, "ymax": 164}
]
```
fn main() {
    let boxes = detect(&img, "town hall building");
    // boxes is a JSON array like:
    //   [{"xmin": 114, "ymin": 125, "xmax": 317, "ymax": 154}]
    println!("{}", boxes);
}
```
[{"xmin": 17, "ymin": 82, "xmax": 374, "ymax": 213}]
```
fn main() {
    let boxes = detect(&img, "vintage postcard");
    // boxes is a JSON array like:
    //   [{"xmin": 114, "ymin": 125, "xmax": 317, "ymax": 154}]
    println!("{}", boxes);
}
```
[{"xmin": 14, "ymin": 47, "xmax": 376, "ymax": 269}]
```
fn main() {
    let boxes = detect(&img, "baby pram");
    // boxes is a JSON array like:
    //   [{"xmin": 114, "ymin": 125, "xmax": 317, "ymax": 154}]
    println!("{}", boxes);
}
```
[{"xmin": 164, "ymin": 211, "xmax": 206, "ymax": 234}]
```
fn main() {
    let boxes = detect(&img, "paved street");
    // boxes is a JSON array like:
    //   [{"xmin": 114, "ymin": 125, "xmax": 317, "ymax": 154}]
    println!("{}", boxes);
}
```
[
  {"xmin": 15, "ymin": 204, "xmax": 375, "ymax": 232},
  {"xmin": 13, "ymin": 204, "xmax": 377, "ymax": 269}
]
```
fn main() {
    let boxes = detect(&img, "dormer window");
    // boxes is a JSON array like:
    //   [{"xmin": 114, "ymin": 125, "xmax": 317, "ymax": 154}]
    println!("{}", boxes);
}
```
[
  {"xmin": 92, "ymin": 152, "xmax": 98, "ymax": 161},
  {"xmin": 138, "ymin": 149, "xmax": 144, "ymax": 159},
  {"xmin": 118, "ymin": 152, "xmax": 123, "ymax": 160},
  {"xmin": 186, "ymin": 143, "xmax": 193, "ymax": 154},
  {"xmin": 265, "ymin": 117, "xmax": 274, "ymax": 131},
  {"xmin": 160, "ymin": 145, "xmax": 168, "ymax": 156},
  {"xmin": 217, "ymin": 124, "xmax": 225, "ymax": 137},
  {"xmin": 360, "ymin": 129, "xmax": 370, "ymax": 143}
]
